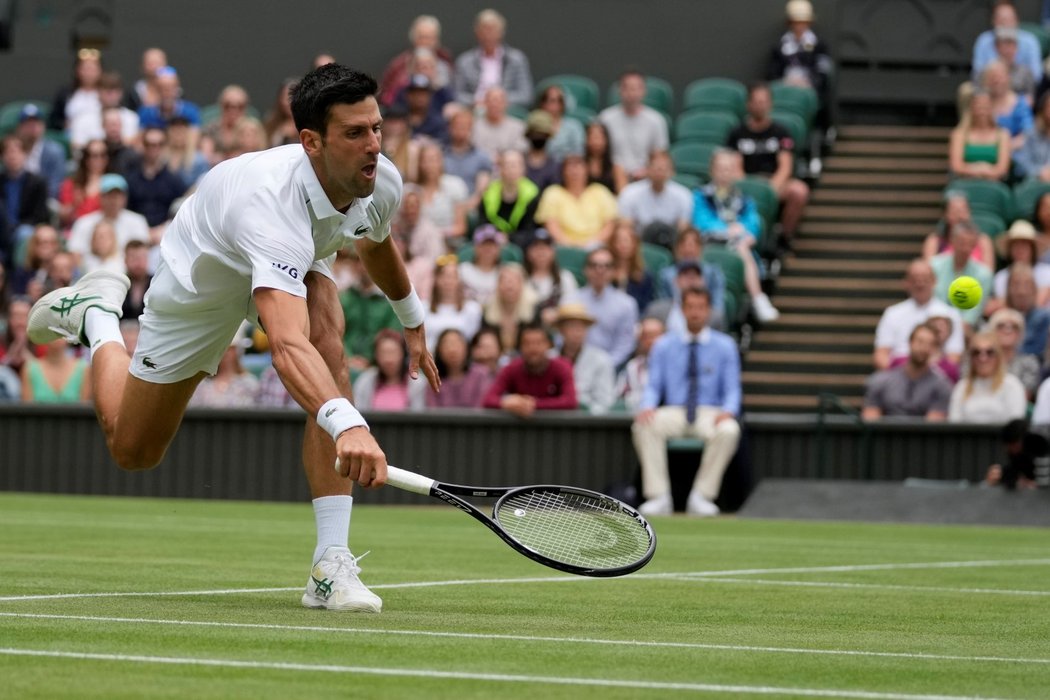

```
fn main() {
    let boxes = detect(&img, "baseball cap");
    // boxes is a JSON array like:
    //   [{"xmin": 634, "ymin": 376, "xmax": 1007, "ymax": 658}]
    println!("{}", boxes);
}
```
[
  {"xmin": 100, "ymin": 173, "xmax": 128, "ymax": 193},
  {"xmin": 676, "ymin": 260, "xmax": 703, "ymax": 275},
  {"xmin": 525, "ymin": 227, "xmax": 553, "ymax": 247},
  {"xmin": 408, "ymin": 73, "xmax": 432, "ymax": 90},
  {"xmin": 18, "ymin": 104, "xmax": 44, "ymax": 123},
  {"xmin": 525, "ymin": 110, "xmax": 555, "ymax": 136},
  {"xmin": 473, "ymin": 224, "xmax": 506, "ymax": 245}
]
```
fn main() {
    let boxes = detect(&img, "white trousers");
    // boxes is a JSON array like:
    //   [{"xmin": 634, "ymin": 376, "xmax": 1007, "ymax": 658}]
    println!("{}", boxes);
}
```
[{"xmin": 631, "ymin": 406, "xmax": 741, "ymax": 501}]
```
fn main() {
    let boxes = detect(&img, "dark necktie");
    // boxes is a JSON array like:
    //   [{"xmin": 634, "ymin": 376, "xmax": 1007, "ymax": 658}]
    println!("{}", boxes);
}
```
[{"xmin": 686, "ymin": 338, "xmax": 699, "ymax": 423}]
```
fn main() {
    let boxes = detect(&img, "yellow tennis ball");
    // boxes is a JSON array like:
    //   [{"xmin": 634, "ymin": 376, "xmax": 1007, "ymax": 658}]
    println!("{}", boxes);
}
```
[{"xmin": 948, "ymin": 276, "xmax": 982, "ymax": 310}]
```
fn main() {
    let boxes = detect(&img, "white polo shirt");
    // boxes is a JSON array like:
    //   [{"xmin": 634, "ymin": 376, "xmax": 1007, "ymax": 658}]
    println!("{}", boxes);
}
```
[
  {"xmin": 874, "ymin": 297, "xmax": 965, "ymax": 357},
  {"xmin": 159, "ymin": 144, "xmax": 401, "ymax": 318}
]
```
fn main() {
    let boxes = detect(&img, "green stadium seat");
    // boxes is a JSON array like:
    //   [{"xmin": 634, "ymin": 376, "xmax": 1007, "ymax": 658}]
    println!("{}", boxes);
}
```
[
  {"xmin": 736, "ymin": 176, "xmax": 779, "ymax": 230},
  {"xmin": 671, "ymin": 172, "xmax": 705, "ymax": 190},
  {"xmin": 457, "ymin": 243, "xmax": 524, "ymax": 264},
  {"xmin": 682, "ymin": 78, "xmax": 747, "ymax": 119},
  {"xmin": 673, "ymin": 109, "xmax": 739, "ymax": 145},
  {"xmin": 641, "ymin": 242, "xmax": 674, "ymax": 274},
  {"xmin": 970, "ymin": 210, "xmax": 1007, "ymax": 238},
  {"xmin": 555, "ymin": 245, "xmax": 588, "ymax": 286},
  {"xmin": 0, "ymin": 100, "xmax": 49, "ymax": 135},
  {"xmin": 45, "ymin": 129, "xmax": 70, "ymax": 159},
  {"xmin": 535, "ymin": 74, "xmax": 600, "ymax": 113},
  {"xmin": 605, "ymin": 75, "xmax": 674, "ymax": 115},
  {"xmin": 1021, "ymin": 22, "xmax": 1050, "ymax": 59},
  {"xmin": 770, "ymin": 82, "xmax": 818, "ymax": 126},
  {"xmin": 770, "ymin": 109, "xmax": 808, "ymax": 156},
  {"xmin": 946, "ymin": 180, "xmax": 1013, "ymax": 222},
  {"xmin": 670, "ymin": 141, "xmax": 719, "ymax": 179},
  {"xmin": 507, "ymin": 103, "xmax": 530, "ymax": 121},
  {"xmin": 565, "ymin": 107, "xmax": 596, "ymax": 126},
  {"xmin": 1013, "ymin": 179, "xmax": 1050, "ymax": 222},
  {"xmin": 703, "ymin": 245, "xmax": 747, "ymax": 330}
]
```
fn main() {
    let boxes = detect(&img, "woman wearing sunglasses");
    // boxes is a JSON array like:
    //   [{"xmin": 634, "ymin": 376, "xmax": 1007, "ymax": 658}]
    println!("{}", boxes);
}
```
[{"xmin": 948, "ymin": 331, "xmax": 1027, "ymax": 423}]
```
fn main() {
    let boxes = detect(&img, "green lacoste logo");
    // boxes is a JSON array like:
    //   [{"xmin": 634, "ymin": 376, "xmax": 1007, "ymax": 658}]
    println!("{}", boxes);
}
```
[
  {"xmin": 311, "ymin": 576, "xmax": 334, "ymax": 599},
  {"xmin": 354, "ymin": 224, "xmax": 369, "ymax": 236},
  {"xmin": 142, "ymin": 357, "xmax": 158, "ymax": 369},
  {"xmin": 49, "ymin": 293, "xmax": 101, "ymax": 318},
  {"xmin": 324, "ymin": 407, "xmax": 337, "ymax": 418}
]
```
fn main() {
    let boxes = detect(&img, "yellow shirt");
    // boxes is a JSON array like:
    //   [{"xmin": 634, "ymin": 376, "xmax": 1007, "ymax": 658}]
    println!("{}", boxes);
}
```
[{"xmin": 535, "ymin": 184, "xmax": 619, "ymax": 247}]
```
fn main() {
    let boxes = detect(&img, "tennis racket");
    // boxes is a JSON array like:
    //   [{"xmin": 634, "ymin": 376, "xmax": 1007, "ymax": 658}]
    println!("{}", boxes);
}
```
[{"xmin": 337, "ymin": 461, "xmax": 656, "ymax": 577}]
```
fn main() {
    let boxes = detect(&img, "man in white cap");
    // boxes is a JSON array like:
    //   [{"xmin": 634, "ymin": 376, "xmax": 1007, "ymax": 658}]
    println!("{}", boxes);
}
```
[{"xmin": 766, "ymin": 0, "xmax": 833, "ymax": 134}]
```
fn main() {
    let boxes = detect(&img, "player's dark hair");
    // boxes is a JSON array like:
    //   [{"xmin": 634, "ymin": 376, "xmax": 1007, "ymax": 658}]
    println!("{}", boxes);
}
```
[{"xmin": 289, "ymin": 63, "xmax": 378, "ymax": 134}]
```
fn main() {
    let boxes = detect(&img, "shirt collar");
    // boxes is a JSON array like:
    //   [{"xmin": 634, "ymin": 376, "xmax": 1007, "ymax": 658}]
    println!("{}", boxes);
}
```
[
  {"xmin": 676, "ymin": 327, "xmax": 711, "ymax": 344},
  {"xmin": 296, "ymin": 151, "xmax": 374, "ymax": 222}
]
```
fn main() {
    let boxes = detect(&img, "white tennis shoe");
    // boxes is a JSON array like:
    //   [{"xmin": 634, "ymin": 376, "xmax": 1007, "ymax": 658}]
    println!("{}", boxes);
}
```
[
  {"xmin": 27, "ymin": 270, "xmax": 130, "ymax": 345},
  {"xmin": 686, "ymin": 491, "xmax": 720, "ymax": 517},
  {"xmin": 302, "ymin": 547, "xmax": 382, "ymax": 613},
  {"xmin": 637, "ymin": 493, "xmax": 673, "ymax": 517}
]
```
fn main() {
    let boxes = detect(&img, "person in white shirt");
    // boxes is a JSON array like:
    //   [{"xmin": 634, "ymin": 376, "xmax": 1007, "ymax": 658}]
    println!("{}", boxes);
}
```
[
  {"xmin": 617, "ymin": 151, "xmax": 694, "ymax": 231},
  {"xmin": 27, "ymin": 65, "xmax": 439, "ymax": 615},
  {"xmin": 599, "ymin": 70, "xmax": 670, "ymax": 180},
  {"xmin": 948, "ymin": 331, "xmax": 1027, "ymax": 423},
  {"xmin": 873, "ymin": 258, "xmax": 964, "ymax": 370}
]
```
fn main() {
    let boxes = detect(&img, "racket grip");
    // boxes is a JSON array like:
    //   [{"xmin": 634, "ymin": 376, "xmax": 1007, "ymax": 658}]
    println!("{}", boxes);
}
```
[{"xmin": 333, "ymin": 459, "xmax": 434, "ymax": 496}]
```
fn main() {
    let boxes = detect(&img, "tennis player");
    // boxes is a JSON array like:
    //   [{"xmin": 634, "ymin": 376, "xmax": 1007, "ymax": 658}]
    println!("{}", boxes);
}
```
[{"xmin": 28, "ymin": 64, "xmax": 439, "ymax": 613}]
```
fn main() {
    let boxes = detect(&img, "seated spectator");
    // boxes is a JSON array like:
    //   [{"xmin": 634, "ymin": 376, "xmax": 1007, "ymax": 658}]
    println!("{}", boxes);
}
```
[
  {"xmin": 58, "ymin": 138, "xmax": 109, "ymax": 229},
  {"xmin": 617, "ymin": 151, "xmax": 693, "ymax": 237},
  {"xmin": 949, "ymin": 91, "xmax": 1011, "ymax": 181},
  {"xmin": 608, "ymin": 219, "xmax": 657, "ymax": 313},
  {"xmin": 461, "ymin": 225, "xmax": 506, "ymax": 304},
  {"xmin": 201, "ymin": 85, "xmax": 252, "ymax": 165},
  {"xmin": 256, "ymin": 364, "xmax": 297, "ymax": 409},
  {"xmin": 454, "ymin": 9, "xmax": 534, "ymax": 109},
  {"xmin": 67, "ymin": 173, "xmax": 150, "ymax": 269},
  {"xmin": 482, "ymin": 262, "xmax": 538, "ymax": 351},
  {"xmin": 482, "ymin": 321, "xmax": 576, "ymax": 416},
  {"xmin": 984, "ymin": 60, "xmax": 1032, "ymax": 150},
  {"xmin": 227, "ymin": 117, "xmax": 269, "ymax": 161},
  {"xmin": 1, "ymin": 297, "xmax": 33, "ymax": 375},
  {"xmin": 523, "ymin": 110, "xmax": 561, "ymax": 192},
  {"xmin": 599, "ymin": 69, "xmax": 670, "ymax": 182},
  {"xmin": 472, "ymin": 87, "xmax": 527, "ymax": 161},
  {"xmin": 1031, "ymin": 191, "xmax": 1050, "ymax": 263},
  {"xmin": 693, "ymin": 149, "xmax": 779, "ymax": 322},
  {"xmin": 425, "ymin": 257, "xmax": 483, "ymax": 351},
  {"xmin": 555, "ymin": 302, "xmax": 615, "ymax": 414},
  {"xmin": 1, "ymin": 135, "xmax": 51, "ymax": 266},
  {"xmin": 657, "ymin": 228, "xmax": 726, "ymax": 319},
  {"xmin": 15, "ymin": 104, "xmax": 66, "ymax": 198},
  {"xmin": 121, "ymin": 240, "xmax": 152, "ymax": 320},
  {"xmin": 534, "ymin": 155, "xmax": 618, "ymax": 248},
  {"xmin": 972, "ymin": 1, "xmax": 1042, "ymax": 89},
  {"xmin": 21, "ymin": 338, "xmax": 91, "ymax": 403},
  {"xmin": 70, "ymin": 71, "xmax": 139, "ymax": 153},
  {"xmin": 477, "ymin": 150, "xmax": 539, "ymax": 249},
  {"xmin": 102, "ymin": 107, "xmax": 142, "ymax": 175},
  {"xmin": 391, "ymin": 49, "xmax": 455, "ymax": 117},
  {"xmin": 522, "ymin": 227, "xmax": 578, "ymax": 326},
  {"xmin": 535, "ymin": 84, "xmax": 585, "ymax": 161},
  {"xmin": 390, "ymin": 184, "xmax": 444, "ymax": 291},
  {"xmin": 166, "ymin": 115, "xmax": 210, "ymax": 188},
  {"xmin": 130, "ymin": 47, "xmax": 167, "ymax": 112},
  {"xmin": 889, "ymin": 313, "xmax": 960, "ymax": 383},
  {"xmin": 930, "ymin": 221, "xmax": 993, "ymax": 328},
  {"xmin": 584, "ymin": 121, "xmax": 627, "ymax": 194},
  {"xmin": 443, "ymin": 108, "xmax": 493, "ymax": 201},
  {"xmin": 1017, "ymin": 93, "xmax": 1050, "ymax": 180},
  {"xmin": 647, "ymin": 259, "xmax": 726, "ymax": 333},
  {"xmin": 426, "ymin": 328, "xmax": 493, "ymax": 409},
  {"xmin": 470, "ymin": 325, "xmax": 506, "ymax": 379},
  {"xmin": 0, "ymin": 363, "xmax": 19, "ymax": 401},
  {"xmin": 340, "ymin": 250, "xmax": 402, "ymax": 374},
  {"xmin": 402, "ymin": 74, "xmax": 448, "ymax": 142},
  {"xmin": 80, "ymin": 220, "xmax": 123, "ymax": 275},
  {"xmin": 766, "ymin": 0, "xmax": 833, "ymax": 133},
  {"xmin": 416, "ymin": 142, "xmax": 469, "ymax": 250},
  {"xmin": 862, "ymin": 322, "xmax": 952, "ymax": 421},
  {"xmin": 380, "ymin": 105, "xmax": 420, "ymax": 182},
  {"xmin": 41, "ymin": 250, "xmax": 76, "ymax": 298},
  {"xmin": 9, "ymin": 224, "xmax": 59, "ymax": 297},
  {"xmin": 632, "ymin": 287, "xmax": 741, "ymax": 517},
  {"xmin": 1031, "ymin": 373, "xmax": 1050, "ymax": 424},
  {"xmin": 48, "ymin": 48, "xmax": 102, "ymax": 133},
  {"xmin": 949, "ymin": 330, "xmax": 1027, "ymax": 422},
  {"xmin": 984, "ymin": 418, "xmax": 1047, "ymax": 489},
  {"xmin": 617, "ymin": 316, "xmax": 666, "ymax": 412},
  {"xmin": 986, "ymin": 221, "xmax": 1050, "ymax": 315},
  {"xmin": 921, "ymin": 191, "xmax": 994, "ymax": 271},
  {"xmin": 262, "ymin": 78, "xmax": 298, "ymax": 148},
  {"xmin": 126, "ymin": 127, "xmax": 188, "ymax": 237},
  {"xmin": 138, "ymin": 67, "xmax": 201, "ymax": 131},
  {"xmin": 379, "ymin": 15, "xmax": 454, "ymax": 108},
  {"xmin": 985, "ymin": 308, "xmax": 1042, "ymax": 399},
  {"xmin": 188, "ymin": 332, "xmax": 260, "ymax": 409},
  {"xmin": 352, "ymin": 329, "xmax": 426, "ymax": 411},
  {"xmin": 993, "ymin": 27, "xmax": 1036, "ymax": 104},
  {"xmin": 874, "ymin": 259, "xmax": 965, "ymax": 370},
  {"xmin": 1001, "ymin": 263, "xmax": 1050, "ymax": 357},
  {"xmin": 569, "ymin": 246, "xmax": 639, "ymax": 368},
  {"xmin": 727, "ymin": 82, "xmax": 810, "ymax": 249}
]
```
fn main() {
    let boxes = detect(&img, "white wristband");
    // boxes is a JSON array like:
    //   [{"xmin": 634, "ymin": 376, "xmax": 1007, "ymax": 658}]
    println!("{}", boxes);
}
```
[
  {"xmin": 316, "ymin": 398, "xmax": 369, "ymax": 441},
  {"xmin": 389, "ymin": 286, "xmax": 425, "ymax": 329}
]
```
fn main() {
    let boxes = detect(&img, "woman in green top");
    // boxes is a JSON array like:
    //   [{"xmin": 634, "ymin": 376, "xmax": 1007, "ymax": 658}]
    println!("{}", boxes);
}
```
[
  {"xmin": 950, "ymin": 91, "xmax": 1011, "ymax": 181},
  {"xmin": 21, "ymin": 338, "xmax": 91, "ymax": 403}
]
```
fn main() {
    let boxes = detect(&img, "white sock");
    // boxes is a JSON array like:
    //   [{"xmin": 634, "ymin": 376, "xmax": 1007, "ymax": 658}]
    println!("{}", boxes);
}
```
[
  {"xmin": 84, "ymin": 307, "xmax": 125, "ymax": 360},
  {"xmin": 312, "ymin": 495, "xmax": 352, "ymax": 564}
]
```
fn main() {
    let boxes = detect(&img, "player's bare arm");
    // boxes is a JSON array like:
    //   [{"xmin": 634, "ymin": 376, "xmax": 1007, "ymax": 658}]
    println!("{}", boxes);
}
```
[
  {"xmin": 255, "ymin": 286, "xmax": 386, "ymax": 487},
  {"xmin": 355, "ymin": 235, "xmax": 440, "ymax": 392}
]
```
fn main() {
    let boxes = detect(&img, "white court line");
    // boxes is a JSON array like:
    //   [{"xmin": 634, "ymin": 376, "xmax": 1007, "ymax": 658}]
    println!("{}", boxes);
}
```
[
  {"xmin": 2, "ymin": 558, "xmax": 1048, "ymax": 603},
  {"xmin": 684, "ymin": 577, "xmax": 1050, "ymax": 597},
  {"xmin": 2, "ymin": 612, "xmax": 1048, "ymax": 667},
  {"xmin": 0, "ymin": 647, "xmax": 1013, "ymax": 700}
]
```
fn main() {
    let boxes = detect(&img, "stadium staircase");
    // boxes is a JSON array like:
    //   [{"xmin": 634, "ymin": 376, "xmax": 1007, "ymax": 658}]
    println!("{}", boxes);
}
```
[{"xmin": 742, "ymin": 125, "xmax": 952, "ymax": 413}]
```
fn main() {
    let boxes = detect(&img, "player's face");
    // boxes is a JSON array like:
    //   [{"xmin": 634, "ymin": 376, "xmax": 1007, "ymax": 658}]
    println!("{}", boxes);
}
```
[{"xmin": 318, "ymin": 98, "xmax": 383, "ymax": 204}]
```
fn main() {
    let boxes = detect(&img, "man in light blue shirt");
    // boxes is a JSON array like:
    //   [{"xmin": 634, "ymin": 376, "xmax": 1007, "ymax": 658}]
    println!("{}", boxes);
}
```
[
  {"xmin": 570, "ymin": 247, "xmax": 639, "ymax": 368},
  {"xmin": 929, "ymin": 222, "xmax": 993, "ymax": 328},
  {"xmin": 632, "ymin": 287, "xmax": 741, "ymax": 517},
  {"xmin": 972, "ymin": 3, "xmax": 1043, "ymax": 82}
]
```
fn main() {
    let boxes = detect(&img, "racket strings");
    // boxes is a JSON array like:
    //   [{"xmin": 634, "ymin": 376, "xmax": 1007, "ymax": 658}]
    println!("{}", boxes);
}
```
[{"xmin": 495, "ymin": 489, "xmax": 653, "ymax": 570}]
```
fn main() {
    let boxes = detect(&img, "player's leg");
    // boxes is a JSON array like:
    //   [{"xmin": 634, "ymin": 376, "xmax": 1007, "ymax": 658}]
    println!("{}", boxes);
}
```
[
  {"xmin": 631, "ymin": 406, "xmax": 688, "ymax": 515},
  {"xmin": 687, "ymin": 408, "xmax": 741, "ymax": 516},
  {"xmin": 299, "ymin": 269, "xmax": 381, "ymax": 613}
]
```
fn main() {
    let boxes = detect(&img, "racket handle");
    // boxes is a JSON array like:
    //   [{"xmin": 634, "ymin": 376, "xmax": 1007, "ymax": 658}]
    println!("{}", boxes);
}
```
[{"xmin": 333, "ymin": 459, "xmax": 435, "ymax": 496}]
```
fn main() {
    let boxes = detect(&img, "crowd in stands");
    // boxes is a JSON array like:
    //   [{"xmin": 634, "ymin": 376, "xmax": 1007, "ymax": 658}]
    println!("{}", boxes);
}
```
[{"xmin": 0, "ymin": 2, "xmax": 841, "ymax": 511}]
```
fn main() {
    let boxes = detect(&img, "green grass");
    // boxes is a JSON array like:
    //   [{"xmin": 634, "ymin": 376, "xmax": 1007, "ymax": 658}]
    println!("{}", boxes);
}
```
[{"xmin": 1, "ymin": 492, "xmax": 1049, "ymax": 699}]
